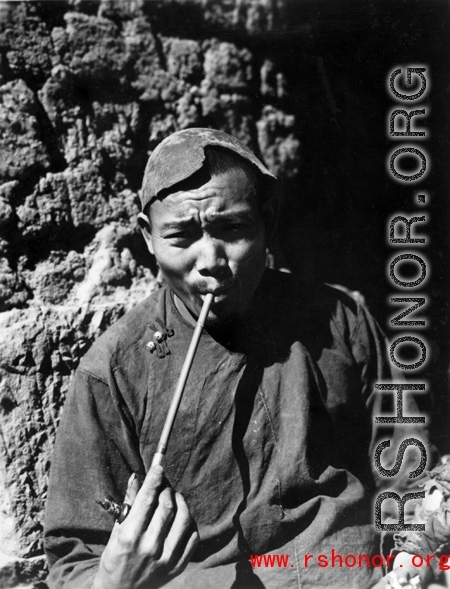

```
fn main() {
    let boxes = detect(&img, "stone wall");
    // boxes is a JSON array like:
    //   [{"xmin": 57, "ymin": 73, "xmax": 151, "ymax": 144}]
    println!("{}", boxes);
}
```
[{"xmin": 1, "ymin": 1, "xmax": 449, "ymax": 587}]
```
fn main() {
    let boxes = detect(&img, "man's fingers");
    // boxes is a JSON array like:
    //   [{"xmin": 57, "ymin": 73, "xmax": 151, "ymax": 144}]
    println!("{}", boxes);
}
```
[
  {"xmin": 111, "ymin": 473, "xmax": 141, "ymax": 532},
  {"xmin": 127, "ymin": 464, "xmax": 165, "ymax": 529},
  {"xmin": 124, "ymin": 472, "xmax": 141, "ymax": 505},
  {"xmin": 110, "ymin": 485, "xmax": 197, "ymax": 586},
  {"xmin": 140, "ymin": 487, "xmax": 177, "ymax": 558},
  {"xmin": 169, "ymin": 529, "xmax": 199, "ymax": 578},
  {"xmin": 159, "ymin": 492, "xmax": 198, "ymax": 572},
  {"xmin": 138, "ymin": 464, "xmax": 165, "ymax": 500}
]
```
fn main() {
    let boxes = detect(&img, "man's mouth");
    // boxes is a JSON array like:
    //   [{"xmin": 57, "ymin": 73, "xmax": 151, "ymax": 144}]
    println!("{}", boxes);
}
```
[{"xmin": 199, "ymin": 283, "xmax": 234, "ymax": 302}]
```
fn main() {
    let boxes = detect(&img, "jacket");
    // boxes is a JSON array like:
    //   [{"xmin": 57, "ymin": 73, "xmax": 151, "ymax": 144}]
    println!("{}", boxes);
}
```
[{"xmin": 44, "ymin": 269, "xmax": 431, "ymax": 588}]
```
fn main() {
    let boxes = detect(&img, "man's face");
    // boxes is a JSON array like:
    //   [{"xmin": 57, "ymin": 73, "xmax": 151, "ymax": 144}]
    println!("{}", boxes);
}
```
[{"xmin": 141, "ymin": 166, "xmax": 268, "ymax": 326}]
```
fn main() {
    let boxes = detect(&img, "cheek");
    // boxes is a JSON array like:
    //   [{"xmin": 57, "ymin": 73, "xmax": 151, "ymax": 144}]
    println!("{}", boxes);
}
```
[
  {"xmin": 229, "ymin": 234, "xmax": 266, "ymax": 267},
  {"xmin": 153, "ymin": 242, "xmax": 193, "ymax": 280}
]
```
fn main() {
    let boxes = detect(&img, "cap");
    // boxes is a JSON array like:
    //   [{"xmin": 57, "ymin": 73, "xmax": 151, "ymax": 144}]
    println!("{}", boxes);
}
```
[{"xmin": 140, "ymin": 128, "xmax": 276, "ymax": 210}]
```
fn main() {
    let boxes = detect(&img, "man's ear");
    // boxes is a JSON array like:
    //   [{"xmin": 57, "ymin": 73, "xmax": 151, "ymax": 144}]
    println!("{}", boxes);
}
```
[{"xmin": 137, "ymin": 212, "xmax": 154, "ymax": 255}]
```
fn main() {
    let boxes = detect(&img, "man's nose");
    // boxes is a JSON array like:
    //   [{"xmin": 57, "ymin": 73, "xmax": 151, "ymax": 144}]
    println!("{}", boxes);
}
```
[{"xmin": 195, "ymin": 236, "xmax": 228, "ymax": 276}]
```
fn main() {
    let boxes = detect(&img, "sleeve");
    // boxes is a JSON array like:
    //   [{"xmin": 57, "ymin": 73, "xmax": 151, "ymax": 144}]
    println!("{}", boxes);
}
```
[
  {"xmin": 349, "ymin": 300, "xmax": 438, "ymax": 500},
  {"xmin": 44, "ymin": 366, "xmax": 145, "ymax": 589}
]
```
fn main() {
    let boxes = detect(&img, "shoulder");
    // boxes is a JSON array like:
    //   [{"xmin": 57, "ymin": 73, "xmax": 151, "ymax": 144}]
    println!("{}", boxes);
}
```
[
  {"xmin": 78, "ymin": 286, "xmax": 167, "ymax": 381},
  {"xmin": 261, "ymin": 268, "xmax": 361, "ymax": 330},
  {"xmin": 259, "ymin": 269, "xmax": 385, "ymax": 360}
]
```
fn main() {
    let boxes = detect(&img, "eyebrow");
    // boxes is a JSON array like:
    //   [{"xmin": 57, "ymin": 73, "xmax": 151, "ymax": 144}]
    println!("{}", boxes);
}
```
[{"xmin": 160, "ymin": 211, "xmax": 256, "ymax": 231}]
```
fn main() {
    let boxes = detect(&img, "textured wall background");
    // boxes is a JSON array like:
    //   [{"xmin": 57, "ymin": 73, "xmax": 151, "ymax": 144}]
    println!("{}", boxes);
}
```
[
  {"xmin": 0, "ymin": 1, "xmax": 449, "ymax": 587},
  {"xmin": 0, "ymin": 1, "xmax": 301, "ymax": 585}
]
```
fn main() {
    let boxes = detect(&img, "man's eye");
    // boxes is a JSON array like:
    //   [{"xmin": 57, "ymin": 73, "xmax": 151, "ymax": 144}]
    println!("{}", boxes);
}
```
[
  {"xmin": 167, "ymin": 230, "xmax": 198, "ymax": 242},
  {"xmin": 222, "ymin": 223, "xmax": 253, "ymax": 238},
  {"xmin": 169, "ymin": 233, "xmax": 190, "ymax": 240},
  {"xmin": 219, "ymin": 223, "xmax": 245, "ymax": 234}
]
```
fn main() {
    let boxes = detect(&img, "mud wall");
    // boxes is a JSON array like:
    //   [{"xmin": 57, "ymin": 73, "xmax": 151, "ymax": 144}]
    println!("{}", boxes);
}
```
[
  {"xmin": 0, "ymin": 1, "xmax": 301, "ymax": 585},
  {"xmin": 0, "ymin": 1, "xmax": 449, "ymax": 587}
]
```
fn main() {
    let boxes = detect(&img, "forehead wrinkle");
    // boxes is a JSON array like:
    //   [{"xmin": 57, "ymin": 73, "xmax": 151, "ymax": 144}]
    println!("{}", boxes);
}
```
[
  {"xmin": 152, "ymin": 168, "xmax": 259, "ymax": 231},
  {"xmin": 172, "ymin": 184, "xmax": 227, "ymax": 203},
  {"xmin": 163, "ymin": 167, "xmax": 256, "ymax": 208},
  {"xmin": 159, "ymin": 207, "xmax": 255, "ymax": 232}
]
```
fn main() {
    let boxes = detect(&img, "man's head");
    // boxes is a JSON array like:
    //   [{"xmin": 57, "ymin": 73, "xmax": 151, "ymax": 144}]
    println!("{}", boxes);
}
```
[{"xmin": 138, "ymin": 128, "xmax": 277, "ymax": 326}]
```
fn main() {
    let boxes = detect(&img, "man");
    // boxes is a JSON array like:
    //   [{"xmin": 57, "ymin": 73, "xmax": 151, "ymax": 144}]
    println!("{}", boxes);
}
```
[{"xmin": 44, "ymin": 128, "xmax": 431, "ymax": 589}]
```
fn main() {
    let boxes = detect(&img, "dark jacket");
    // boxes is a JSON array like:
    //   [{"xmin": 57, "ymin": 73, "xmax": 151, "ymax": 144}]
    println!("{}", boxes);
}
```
[{"xmin": 44, "ymin": 269, "xmax": 431, "ymax": 588}]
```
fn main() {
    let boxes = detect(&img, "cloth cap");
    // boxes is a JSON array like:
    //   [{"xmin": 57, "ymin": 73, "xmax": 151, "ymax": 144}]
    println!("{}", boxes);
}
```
[{"xmin": 140, "ymin": 128, "xmax": 276, "ymax": 210}]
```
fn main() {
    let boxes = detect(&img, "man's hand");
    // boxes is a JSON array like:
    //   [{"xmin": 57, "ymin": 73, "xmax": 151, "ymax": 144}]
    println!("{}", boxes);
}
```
[{"xmin": 92, "ymin": 465, "xmax": 199, "ymax": 589}]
